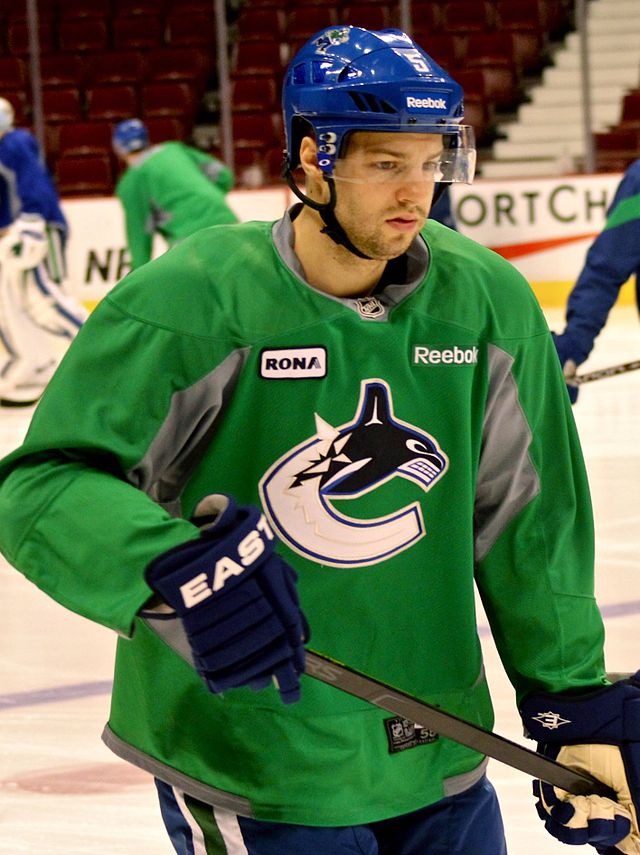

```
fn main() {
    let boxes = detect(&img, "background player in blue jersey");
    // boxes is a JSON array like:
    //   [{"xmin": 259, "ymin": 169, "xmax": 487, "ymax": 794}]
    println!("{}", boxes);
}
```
[
  {"xmin": 0, "ymin": 96, "xmax": 86, "ymax": 406},
  {"xmin": 553, "ymin": 158, "xmax": 640, "ymax": 402}
]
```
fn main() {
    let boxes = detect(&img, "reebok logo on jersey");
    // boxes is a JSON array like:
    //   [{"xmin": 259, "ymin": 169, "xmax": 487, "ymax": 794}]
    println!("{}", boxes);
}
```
[
  {"xmin": 413, "ymin": 346, "xmax": 479, "ymax": 365},
  {"xmin": 260, "ymin": 347, "xmax": 327, "ymax": 379},
  {"xmin": 406, "ymin": 95, "xmax": 447, "ymax": 111},
  {"xmin": 179, "ymin": 514, "xmax": 274, "ymax": 607}
]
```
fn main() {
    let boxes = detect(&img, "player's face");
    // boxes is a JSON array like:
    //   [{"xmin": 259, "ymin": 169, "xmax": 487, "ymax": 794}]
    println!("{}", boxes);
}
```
[{"xmin": 331, "ymin": 132, "xmax": 444, "ymax": 259}]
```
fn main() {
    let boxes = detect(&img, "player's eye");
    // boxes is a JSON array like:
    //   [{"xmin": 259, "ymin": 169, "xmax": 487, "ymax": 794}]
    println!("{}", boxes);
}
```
[{"xmin": 374, "ymin": 160, "xmax": 400, "ymax": 172}]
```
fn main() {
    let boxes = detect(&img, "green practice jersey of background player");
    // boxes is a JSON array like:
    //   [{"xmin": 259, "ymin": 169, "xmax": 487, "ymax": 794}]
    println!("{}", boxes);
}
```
[{"xmin": 115, "ymin": 140, "xmax": 237, "ymax": 269}]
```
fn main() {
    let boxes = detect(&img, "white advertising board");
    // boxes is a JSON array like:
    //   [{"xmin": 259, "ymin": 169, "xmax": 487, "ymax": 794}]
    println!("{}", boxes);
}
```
[
  {"xmin": 451, "ymin": 173, "xmax": 629, "ymax": 305},
  {"xmin": 62, "ymin": 173, "xmax": 630, "ymax": 311}
]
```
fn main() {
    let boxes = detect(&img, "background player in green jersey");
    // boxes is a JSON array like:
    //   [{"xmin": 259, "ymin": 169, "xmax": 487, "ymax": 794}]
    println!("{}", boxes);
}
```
[
  {"xmin": 112, "ymin": 118, "xmax": 238, "ymax": 269},
  {"xmin": 2, "ymin": 26, "xmax": 640, "ymax": 855}
]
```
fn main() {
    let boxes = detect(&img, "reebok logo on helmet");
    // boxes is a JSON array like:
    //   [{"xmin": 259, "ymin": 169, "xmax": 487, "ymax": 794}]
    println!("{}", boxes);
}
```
[{"xmin": 406, "ymin": 95, "xmax": 448, "ymax": 112}]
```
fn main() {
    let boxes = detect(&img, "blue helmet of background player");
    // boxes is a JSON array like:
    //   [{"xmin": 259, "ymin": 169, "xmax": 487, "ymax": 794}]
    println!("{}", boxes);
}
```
[
  {"xmin": 282, "ymin": 26, "xmax": 476, "ymax": 183},
  {"xmin": 112, "ymin": 119, "xmax": 149, "ymax": 157}
]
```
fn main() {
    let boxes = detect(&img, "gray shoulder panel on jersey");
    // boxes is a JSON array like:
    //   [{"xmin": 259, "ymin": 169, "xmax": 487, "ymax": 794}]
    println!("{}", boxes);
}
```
[
  {"xmin": 271, "ymin": 207, "xmax": 429, "ymax": 319},
  {"xmin": 148, "ymin": 199, "xmax": 172, "ymax": 235},
  {"xmin": 132, "ymin": 144, "xmax": 164, "ymax": 169},
  {"xmin": 199, "ymin": 159, "xmax": 226, "ymax": 183},
  {"xmin": 126, "ymin": 347, "xmax": 250, "ymax": 516},
  {"xmin": 474, "ymin": 344, "xmax": 541, "ymax": 563},
  {"xmin": 101, "ymin": 725, "xmax": 255, "ymax": 817}
]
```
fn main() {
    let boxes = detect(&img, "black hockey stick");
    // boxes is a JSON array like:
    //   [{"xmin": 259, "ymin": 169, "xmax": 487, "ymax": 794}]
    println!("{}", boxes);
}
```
[
  {"xmin": 576, "ymin": 359, "xmax": 640, "ymax": 385},
  {"xmin": 305, "ymin": 649, "xmax": 617, "ymax": 800}
]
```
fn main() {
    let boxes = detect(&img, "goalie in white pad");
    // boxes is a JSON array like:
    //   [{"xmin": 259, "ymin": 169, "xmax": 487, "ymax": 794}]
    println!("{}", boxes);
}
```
[
  {"xmin": 0, "ymin": 95, "xmax": 86, "ymax": 406},
  {"xmin": 0, "ymin": 214, "xmax": 87, "ymax": 406}
]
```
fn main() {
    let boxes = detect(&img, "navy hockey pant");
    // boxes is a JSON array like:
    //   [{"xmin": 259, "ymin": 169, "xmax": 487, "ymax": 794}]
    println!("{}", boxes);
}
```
[{"xmin": 155, "ymin": 775, "xmax": 507, "ymax": 854}]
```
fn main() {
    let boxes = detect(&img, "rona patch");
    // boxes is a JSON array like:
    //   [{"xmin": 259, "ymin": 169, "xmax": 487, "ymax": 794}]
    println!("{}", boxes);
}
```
[
  {"xmin": 384, "ymin": 716, "xmax": 438, "ymax": 754},
  {"xmin": 260, "ymin": 347, "xmax": 327, "ymax": 379}
]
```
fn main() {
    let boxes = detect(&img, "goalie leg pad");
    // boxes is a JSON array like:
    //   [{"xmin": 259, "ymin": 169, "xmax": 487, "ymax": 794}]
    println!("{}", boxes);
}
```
[{"xmin": 0, "ymin": 260, "xmax": 86, "ymax": 405}]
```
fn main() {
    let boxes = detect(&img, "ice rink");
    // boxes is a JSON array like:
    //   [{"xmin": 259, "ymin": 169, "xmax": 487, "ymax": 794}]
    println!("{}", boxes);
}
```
[{"xmin": 1, "ymin": 304, "xmax": 639, "ymax": 855}]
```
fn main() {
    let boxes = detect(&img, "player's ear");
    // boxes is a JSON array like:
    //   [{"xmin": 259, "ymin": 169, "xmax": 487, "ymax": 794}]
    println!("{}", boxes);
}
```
[
  {"xmin": 299, "ymin": 136, "xmax": 320, "ymax": 177},
  {"xmin": 299, "ymin": 136, "xmax": 329, "ymax": 203}
]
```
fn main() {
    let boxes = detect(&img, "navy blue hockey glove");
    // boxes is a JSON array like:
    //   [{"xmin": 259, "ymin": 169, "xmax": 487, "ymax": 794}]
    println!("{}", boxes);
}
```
[
  {"xmin": 520, "ymin": 673, "xmax": 640, "ymax": 853},
  {"xmin": 552, "ymin": 331, "xmax": 584, "ymax": 404},
  {"xmin": 144, "ymin": 495, "xmax": 308, "ymax": 704}
]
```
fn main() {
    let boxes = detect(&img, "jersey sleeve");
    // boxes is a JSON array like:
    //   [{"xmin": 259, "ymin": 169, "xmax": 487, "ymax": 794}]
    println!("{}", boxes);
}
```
[
  {"xmin": 0, "ymin": 244, "xmax": 239, "ymax": 636},
  {"xmin": 474, "ymin": 323, "xmax": 606, "ymax": 701},
  {"xmin": 116, "ymin": 170, "xmax": 154, "ymax": 269},
  {"xmin": 2, "ymin": 132, "xmax": 53, "ymax": 221},
  {"xmin": 560, "ymin": 161, "xmax": 640, "ymax": 363}
]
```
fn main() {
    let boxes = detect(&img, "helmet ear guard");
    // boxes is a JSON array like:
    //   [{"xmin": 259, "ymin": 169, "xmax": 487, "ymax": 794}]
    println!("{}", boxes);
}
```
[{"xmin": 282, "ymin": 140, "xmax": 370, "ymax": 260}]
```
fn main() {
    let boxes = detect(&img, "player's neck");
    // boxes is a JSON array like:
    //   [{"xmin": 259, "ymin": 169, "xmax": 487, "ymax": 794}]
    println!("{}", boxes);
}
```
[
  {"xmin": 292, "ymin": 207, "xmax": 386, "ymax": 298},
  {"xmin": 126, "ymin": 150, "xmax": 146, "ymax": 166}
]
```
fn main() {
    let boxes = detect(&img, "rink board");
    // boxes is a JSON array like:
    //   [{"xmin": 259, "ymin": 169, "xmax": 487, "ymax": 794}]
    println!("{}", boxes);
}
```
[{"xmin": 61, "ymin": 173, "xmax": 635, "ymax": 310}]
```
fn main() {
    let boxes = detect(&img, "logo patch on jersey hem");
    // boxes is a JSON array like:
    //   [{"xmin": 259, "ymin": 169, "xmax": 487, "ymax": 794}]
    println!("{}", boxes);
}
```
[
  {"xmin": 384, "ymin": 717, "xmax": 439, "ymax": 754},
  {"xmin": 260, "ymin": 347, "xmax": 327, "ymax": 379}
]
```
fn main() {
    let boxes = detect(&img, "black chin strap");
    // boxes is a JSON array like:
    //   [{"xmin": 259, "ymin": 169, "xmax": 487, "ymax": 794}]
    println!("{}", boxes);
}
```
[
  {"xmin": 283, "ymin": 161, "xmax": 450, "ymax": 260},
  {"xmin": 431, "ymin": 182, "xmax": 447, "ymax": 208},
  {"xmin": 283, "ymin": 164, "xmax": 373, "ymax": 260}
]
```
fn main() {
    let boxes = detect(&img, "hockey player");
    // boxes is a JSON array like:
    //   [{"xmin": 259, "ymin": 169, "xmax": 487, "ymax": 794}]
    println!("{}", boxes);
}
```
[
  {"xmin": 1, "ymin": 27, "xmax": 640, "ymax": 855},
  {"xmin": 0, "ymin": 96, "xmax": 86, "ymax": 406},
  {"xmin": 554, "ymin": 158, "xmax": 640, "ymax": 402},
  {"xmin": 112, "ymin": 118, "xmax": 238, "ymax": 269}
]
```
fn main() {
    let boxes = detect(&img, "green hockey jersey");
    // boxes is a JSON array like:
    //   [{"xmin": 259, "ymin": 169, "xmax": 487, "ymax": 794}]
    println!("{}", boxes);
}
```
[
  {"xmin": 0, "ymin": 213, "xmax": 606, "ymax": 825},
  {"xmin": 116, "ymin": 140, "xmax": 237, "ymax": 269}
]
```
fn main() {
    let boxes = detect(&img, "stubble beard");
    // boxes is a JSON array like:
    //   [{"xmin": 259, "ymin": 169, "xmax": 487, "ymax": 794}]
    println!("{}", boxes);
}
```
[{"xmin": 343, "ymin": 206, "xmax": 428, "ymax": 260}]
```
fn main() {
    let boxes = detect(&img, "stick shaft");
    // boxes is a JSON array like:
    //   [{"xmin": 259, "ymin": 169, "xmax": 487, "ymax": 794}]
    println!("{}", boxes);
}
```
[
  {"xmin": 305, "ymin": 650, "xmax": 616, "ymax": 800},
  {"xmin": 576, "ymin": 359, "xmax": 640, "ymax": 385}
]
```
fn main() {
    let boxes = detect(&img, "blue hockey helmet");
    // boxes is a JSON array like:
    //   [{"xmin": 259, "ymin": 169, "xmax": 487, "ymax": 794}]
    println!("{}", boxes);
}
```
[
  {"xmin": 112, "ymin": 118, "xmax": 149, "ymax": 156},
  {"xmin": 283, "ymin": 26, "xmax": 475, "ymax": 182}
]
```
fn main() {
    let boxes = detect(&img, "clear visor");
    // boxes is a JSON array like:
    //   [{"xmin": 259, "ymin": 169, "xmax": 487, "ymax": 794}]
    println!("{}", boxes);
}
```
[{"xmin": 327, "ymin": 125, "xmax": 476, "ymax": 186}]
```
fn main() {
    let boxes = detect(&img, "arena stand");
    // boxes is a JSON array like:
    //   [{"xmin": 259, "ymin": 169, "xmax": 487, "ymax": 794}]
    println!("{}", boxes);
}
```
[{"xmin": 3, "ymin": 1, "xmax": 638, "ymax": 195}]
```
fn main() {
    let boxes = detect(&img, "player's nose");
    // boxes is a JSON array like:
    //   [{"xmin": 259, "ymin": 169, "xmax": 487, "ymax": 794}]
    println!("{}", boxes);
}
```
[{"xmin": 395, "ymin": 177, "xmax": 431, "ymax": 207}]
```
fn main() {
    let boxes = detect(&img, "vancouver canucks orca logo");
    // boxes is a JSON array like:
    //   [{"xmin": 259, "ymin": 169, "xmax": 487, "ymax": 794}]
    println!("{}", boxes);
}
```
[{"xmin": 259, "ymin": 379, "xmax": 448, "ymax": 567}]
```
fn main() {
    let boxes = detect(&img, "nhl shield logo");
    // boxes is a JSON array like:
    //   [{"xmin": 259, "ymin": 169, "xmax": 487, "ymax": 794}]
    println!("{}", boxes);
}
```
[{"xmin": 355, "ymin": 296, "xmax": 386, "ymax": 319}]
